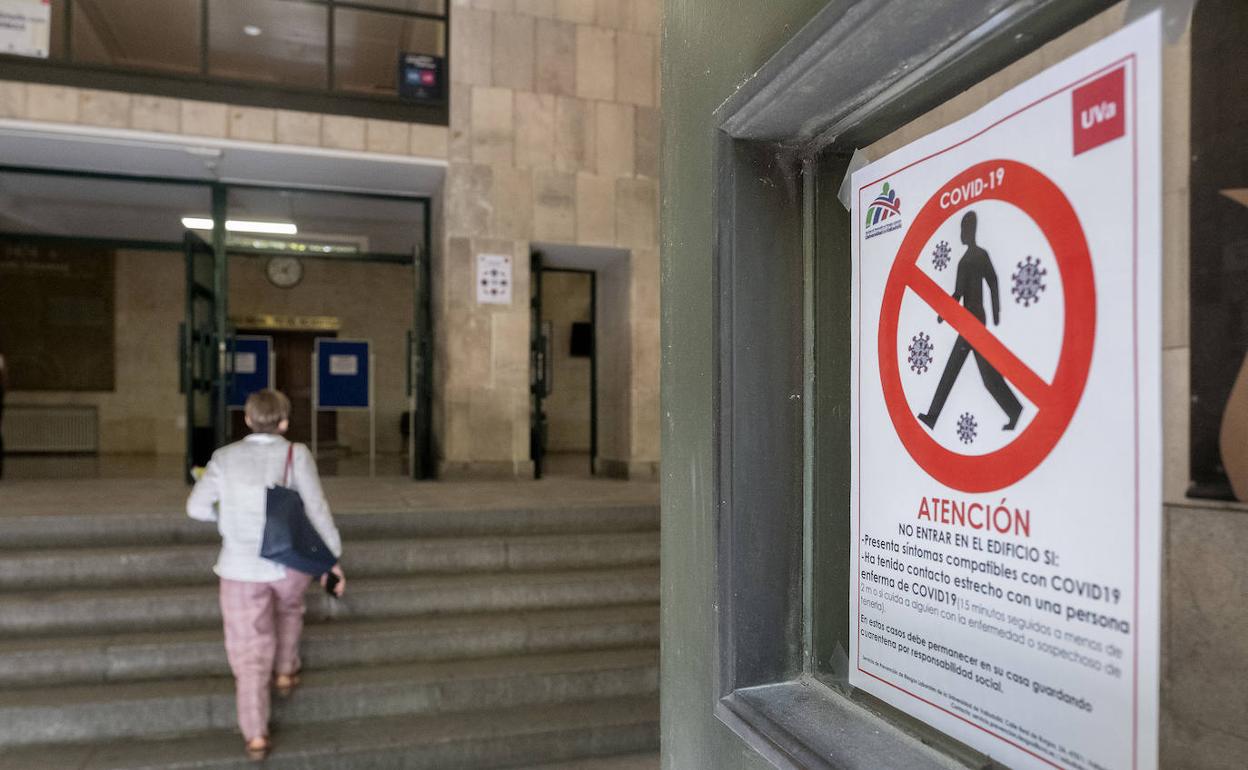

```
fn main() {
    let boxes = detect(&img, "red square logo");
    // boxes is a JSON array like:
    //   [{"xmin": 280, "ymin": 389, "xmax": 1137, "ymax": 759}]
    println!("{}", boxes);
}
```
[{"xmin": 1072, "ymin": 67, "xmax": 1126, "ymax": 156}]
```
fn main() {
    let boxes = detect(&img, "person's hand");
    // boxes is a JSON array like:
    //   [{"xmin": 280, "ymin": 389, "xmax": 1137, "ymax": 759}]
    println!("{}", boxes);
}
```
[{"xmin": 321, "ymin": 564, "xmax": 345, "ymax": 597}]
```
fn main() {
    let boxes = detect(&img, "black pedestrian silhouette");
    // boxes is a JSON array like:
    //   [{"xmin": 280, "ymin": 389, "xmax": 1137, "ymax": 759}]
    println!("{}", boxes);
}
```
[{"xmin": 917, "ymin": 211, "xmax": 1023, "ymax": 431}]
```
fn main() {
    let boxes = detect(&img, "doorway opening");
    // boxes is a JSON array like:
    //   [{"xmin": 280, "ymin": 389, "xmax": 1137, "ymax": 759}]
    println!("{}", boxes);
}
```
[
  {"xmin": 533, "ymin": 260, "xmax": 597, "ymax": 479},
  {"xmin": 228, "ymin": 329, "xmax": 337, "ymax": 447},
  {"xmin": 529, "ymin": 243, "xmax": 630, "ymax": 481},
  {"xmin": 0, "ymin": 165, "xmax": 434, "ymax": 482}
]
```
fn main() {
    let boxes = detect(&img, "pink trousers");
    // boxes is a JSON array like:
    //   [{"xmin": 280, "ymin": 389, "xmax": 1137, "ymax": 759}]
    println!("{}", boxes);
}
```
[{"xmin": 219, "ymin": 571, "xmax": 313, "ymax": 740}]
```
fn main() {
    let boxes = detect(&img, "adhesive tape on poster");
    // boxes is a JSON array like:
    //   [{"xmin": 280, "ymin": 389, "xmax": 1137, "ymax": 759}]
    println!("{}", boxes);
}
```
[
  {"xmin": 837, "ymin": 148, "xmax": 872, "ymax": 211},
  {"xmin": 1124, "ymin": 0, "xmax": 1194, "ymax": 43}
]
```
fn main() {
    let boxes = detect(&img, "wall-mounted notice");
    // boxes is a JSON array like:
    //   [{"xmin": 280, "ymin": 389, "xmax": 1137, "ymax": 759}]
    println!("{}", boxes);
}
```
[
  {"xmin": 328, "ymin": 354, "xmax": 358, "ymax": 377},
  {"xmin": 0, "ymin": 0, "xmax": 51, "ymax": 58},
  {"xmin": 477, "ymin": 253, "xmax": 513, "ymax": 305},
  {"xmin": 398, "ymin": 52, "xmax": 444, "ymax": 103},
  {"xmin": 315, "ymin": 339, "xmax": 370, "ymax": 409},
  {"xmin": 849, "ymin": 14, "xmax": 1160, "ymax": 770},
  {"xmin": 227, "ymin": 336, "xmax": 272, "ymax": 409}
]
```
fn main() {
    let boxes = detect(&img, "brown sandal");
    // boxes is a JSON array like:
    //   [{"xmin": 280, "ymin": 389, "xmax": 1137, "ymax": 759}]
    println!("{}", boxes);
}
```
[
  {"xmin": 245, "ymin": 736, "xmax": 270, "ymax": 761},
  {"xmin": 274, "ymin": 672, "xmax": 301, "ymax": 698}
]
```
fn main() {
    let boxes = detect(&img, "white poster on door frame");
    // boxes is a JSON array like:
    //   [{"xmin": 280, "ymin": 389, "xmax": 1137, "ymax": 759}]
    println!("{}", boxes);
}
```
[{"xmin": 849, "ymin": 14, "xmax": 1161, "ymax": 770}]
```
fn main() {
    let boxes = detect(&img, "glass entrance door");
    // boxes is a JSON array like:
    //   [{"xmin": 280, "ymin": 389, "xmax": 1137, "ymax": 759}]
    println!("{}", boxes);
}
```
[
  {"xmin": 182, "ymin": 231, "xmax": 225, "ymax": 482},
  {"xmin": 530, "ymin": 251, "xmax": 551, "ymax": 479},
  {"xmin": 408, "ymin": 244, "xmax": 434, "ymax": 479}
]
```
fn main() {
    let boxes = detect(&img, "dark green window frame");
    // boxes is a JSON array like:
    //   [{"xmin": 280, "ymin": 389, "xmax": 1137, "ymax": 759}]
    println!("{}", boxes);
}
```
[
  {"xmin": 0, "ymin": 0, "xmax": 449, "ymax": 125},
  {"xmin": 709, "ymin": 1, "xmax": 1119, "ymax": 767}
]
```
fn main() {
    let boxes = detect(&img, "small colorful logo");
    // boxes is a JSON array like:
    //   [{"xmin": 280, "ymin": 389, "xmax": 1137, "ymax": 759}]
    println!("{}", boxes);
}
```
[{"xmin": 865, "ymin": 182, "xmax": 903, "ymax": 239}]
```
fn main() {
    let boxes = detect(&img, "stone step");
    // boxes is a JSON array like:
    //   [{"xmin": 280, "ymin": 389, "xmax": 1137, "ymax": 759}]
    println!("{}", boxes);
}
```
[
  {"xmin": 0, "ymin": 532, "xmax": 660, "ymax": 590},
  {"xmin": 0, "ymin": 567, "xmax": 660, "ymax": 637},
  {"xmin": 0, "ymin": 604, "xmax": 659, "ymax": 688},
  {"xmin": 0, "ymin": 696, "xmax": 658, "ymax": 769},
  {"xmin": 521, "ymin": 754, "xmax": 661, "ymax": 770},
  {"xmin": 0, "ymin": 505, "xmax": 660, "ymax": 550},
  {"xmin": 0, "ymin": 648, "xmax": 659, "ymax": 748}
]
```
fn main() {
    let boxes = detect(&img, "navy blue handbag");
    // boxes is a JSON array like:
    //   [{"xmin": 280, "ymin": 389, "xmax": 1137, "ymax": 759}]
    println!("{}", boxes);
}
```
[{"xmin": 261, "ymin": 444, "xmax": 337, "ymax": 577}]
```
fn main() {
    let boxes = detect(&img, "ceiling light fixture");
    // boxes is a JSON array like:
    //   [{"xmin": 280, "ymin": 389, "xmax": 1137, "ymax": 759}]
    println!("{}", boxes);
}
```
[
  {"xmin": 181, "ymin": 216, "xmax": 298, "ymax": 235},
  {"xmin": 243, "ymin": 25, "xmax": 263, "ymax": 37}
]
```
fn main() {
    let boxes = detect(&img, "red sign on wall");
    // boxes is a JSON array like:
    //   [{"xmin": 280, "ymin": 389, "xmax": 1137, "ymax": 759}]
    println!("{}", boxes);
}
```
[{"xmin": 1072, "ymin": 66, "xmax": 1126, "ymax": 155}]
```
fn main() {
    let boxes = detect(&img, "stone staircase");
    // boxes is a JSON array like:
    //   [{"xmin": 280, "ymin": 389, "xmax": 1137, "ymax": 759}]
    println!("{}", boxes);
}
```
[{"xmin": 0, "ymin": 505, "xmax": 660, "ymax": 769}]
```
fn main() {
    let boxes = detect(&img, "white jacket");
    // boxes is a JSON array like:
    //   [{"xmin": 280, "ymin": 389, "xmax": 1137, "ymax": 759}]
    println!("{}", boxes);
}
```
[{"xmin": 186, "ymin": 433, "xmax": 342, "ymax": 582}]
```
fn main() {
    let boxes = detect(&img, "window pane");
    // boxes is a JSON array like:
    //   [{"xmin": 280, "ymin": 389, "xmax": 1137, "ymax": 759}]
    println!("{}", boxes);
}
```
[
  {"xmin": 333, "ymin": 8, "xmax": 444, "ymax": 97},
  {"xmin": 1189, "ymin": 0, "xmax": 1248, "ymax": 499},
  {"xmin": 71, "ymin": 0, "xmax": 201, "ymax": 74},
  {"xmin": 208, "ymin": 0, "xmax": 328, "ymax": 89}
]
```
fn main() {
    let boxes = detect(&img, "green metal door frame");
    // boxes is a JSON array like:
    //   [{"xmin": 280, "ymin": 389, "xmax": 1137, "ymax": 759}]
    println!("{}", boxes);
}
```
[
  {"xmin": 210, "ymin": 185, "xmax": 229, "ymax": 454},
  {"xmin": 408, "ymin": 206, "xmax": 435, "ymax": 480},
  {"xmin": 530, "ymin": 250, "xmax": 548, "ymax": 479},
  {"xmin": 664, "ymin": 0, "xmax": 1118, "ymax": 768},
  {"xmin": 182, "ymin": 230, "xmax": 217, "ymax": 482}
]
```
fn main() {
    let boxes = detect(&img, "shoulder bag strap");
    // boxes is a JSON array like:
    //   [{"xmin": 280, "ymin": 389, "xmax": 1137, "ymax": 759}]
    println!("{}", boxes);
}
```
[{"xmin": 283, "ymin": 443, "xmax": 295, "ymax": 487}]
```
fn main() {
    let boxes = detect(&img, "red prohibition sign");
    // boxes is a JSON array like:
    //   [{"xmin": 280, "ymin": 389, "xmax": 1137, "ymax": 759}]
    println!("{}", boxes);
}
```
[{"xmin": 878, "ymin": 159, "xmax": 1096, "ymax": 493}]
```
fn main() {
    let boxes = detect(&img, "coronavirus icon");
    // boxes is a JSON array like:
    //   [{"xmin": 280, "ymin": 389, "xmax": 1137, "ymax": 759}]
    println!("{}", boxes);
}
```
[
  {"xmin": 957, "ymin": 412, "xmax": 978, "ymax": 444},
  {"xmin": 1011, "ymin": 255, "xmax": 1047, "ymax": 307},
  {"xmin": 908, "ymin": 332, "xmax": 934, "ymax": 374},
  {"xmin": 931, "ymin": 240, "xmax": 952, "ymax": 271}
]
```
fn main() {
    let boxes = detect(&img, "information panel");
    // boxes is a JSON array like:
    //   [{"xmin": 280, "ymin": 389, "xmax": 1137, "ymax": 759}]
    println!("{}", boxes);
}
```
[
  {"xmin": 849, "ymin": 15, "xmax": 1160, "ymax": 770},
  {"xmin": 227, "ymin": 335, "xmax": 273, "ymax": 409},
  {"xmin": 315, "ymin": 339, "xmax": 370, "ymax": 410}
]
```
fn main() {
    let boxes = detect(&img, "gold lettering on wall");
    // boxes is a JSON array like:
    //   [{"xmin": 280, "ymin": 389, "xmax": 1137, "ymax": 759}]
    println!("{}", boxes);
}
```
[{"xmin": 230, "ymin": 314, "xmax": 341, "ymax": 331}]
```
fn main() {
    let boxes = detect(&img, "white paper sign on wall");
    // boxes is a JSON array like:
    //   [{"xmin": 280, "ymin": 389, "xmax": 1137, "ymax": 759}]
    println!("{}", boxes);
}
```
[
  {"xmin": 0, "ymin": 0, "xmax": 51, "ymax": 58},
  {"xmin": 328, "ymin": 354, "xmax": 358, "ymax": 376},
  {"xmin": 476, "ymin": 253, "xmax": 513, "ymax": 305},
  {"xmin": 232, "ymin": 352, "xmax": 257, "ymax": 376},
  {"xmin": 849, "ymin": 14, "xmax": 1161, "ymax": 770}
]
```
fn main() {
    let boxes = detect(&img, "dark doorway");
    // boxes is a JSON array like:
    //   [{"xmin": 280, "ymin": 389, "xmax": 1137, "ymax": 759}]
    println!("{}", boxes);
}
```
[
  {"xmin": 531, "ymin": 253, "xmax": 597, "ymax": 479},
  {"xmin": 230, "ymin": 329, "xmax": 337, "ymax": 446}
]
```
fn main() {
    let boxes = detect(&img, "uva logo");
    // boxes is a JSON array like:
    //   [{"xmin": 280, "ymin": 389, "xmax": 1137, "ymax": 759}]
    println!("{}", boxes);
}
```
[
  {"xmin": 865, "ymin": 182, "xmax": 904, "ymax": 240},
  {"xmin": 1079, "ymin": 100, "xmax": 1117, "ymax": 129},
  {"xmin": 1072, "ymin": 67, "xmax": 1126, "ymax": 155}
]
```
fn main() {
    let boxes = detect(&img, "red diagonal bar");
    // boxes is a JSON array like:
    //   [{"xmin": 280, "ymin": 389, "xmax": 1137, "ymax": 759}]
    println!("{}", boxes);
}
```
[{"xmin": 904, "ymin": 266, "xmax": 1054, "ymax": 411}]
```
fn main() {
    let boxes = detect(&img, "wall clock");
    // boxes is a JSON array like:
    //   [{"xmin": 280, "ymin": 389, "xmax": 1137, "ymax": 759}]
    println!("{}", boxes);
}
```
[{"xmin": 266, "ymin": 256, "xmax": 303, "ymax": 288}]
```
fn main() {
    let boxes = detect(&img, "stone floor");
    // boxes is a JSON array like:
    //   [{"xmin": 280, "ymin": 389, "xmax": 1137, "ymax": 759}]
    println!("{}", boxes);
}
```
[
  {"xmin": 0, "ymin": 451, "xmax": 655, "ymax": 517},
  {"xmin": 2, "ymin": 450, "xmax": 599, "ymax": 482}
]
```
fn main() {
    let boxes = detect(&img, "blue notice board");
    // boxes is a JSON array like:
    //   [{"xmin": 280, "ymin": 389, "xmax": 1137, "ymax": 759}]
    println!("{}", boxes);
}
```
[
  {"xmin": 228, "ymin": 335, "xmax": 273, "ymax": 408},
  {"xmin": 316, "ymin": 339, "xmax": 370, "ymax": 409}
]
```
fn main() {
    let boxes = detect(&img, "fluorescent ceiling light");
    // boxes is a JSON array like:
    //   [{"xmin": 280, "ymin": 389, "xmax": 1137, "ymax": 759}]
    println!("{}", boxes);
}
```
[{"xmin": 181, "ymin": 216, "xmax": 298, "ymax": 235}]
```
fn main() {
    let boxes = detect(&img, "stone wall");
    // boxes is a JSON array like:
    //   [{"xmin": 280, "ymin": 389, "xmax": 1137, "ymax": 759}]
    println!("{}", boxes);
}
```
[
  {"xmin": 8, "ymin": 250, "xmax": 184, "ymax": 455},
  {"xmin": 10, "ymin": 252, "xmax": 415, "ymax": 458},
  {"xmin": 0, "ymin": 83, "xmax": 450, "ymax": 158},
  {"xmin": 439, "ymin": 0, "xmax": 661, "ymax": 478}
]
